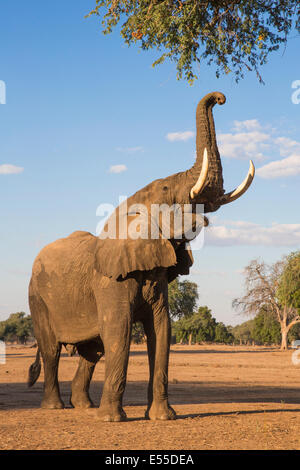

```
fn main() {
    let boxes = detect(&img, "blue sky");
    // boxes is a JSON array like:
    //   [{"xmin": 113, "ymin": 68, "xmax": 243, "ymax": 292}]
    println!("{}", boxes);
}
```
[{"xmin": 0, "ymin": 1, "xmax": 299, "ymax": 325}]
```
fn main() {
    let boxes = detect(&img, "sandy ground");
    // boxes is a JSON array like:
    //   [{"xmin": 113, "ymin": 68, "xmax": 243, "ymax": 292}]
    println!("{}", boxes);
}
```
[{"xmin": 1, "ymin": 343, "xmax": 300, "ymax": 450}]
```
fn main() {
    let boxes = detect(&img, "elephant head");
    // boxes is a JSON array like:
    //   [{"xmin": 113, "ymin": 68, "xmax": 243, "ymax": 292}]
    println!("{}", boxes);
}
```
[{"xmin": 96, "ymin": 92, "xmax": 255, "ymax": 280}]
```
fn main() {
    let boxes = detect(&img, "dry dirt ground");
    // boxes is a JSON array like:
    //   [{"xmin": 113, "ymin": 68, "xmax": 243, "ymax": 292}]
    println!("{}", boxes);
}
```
[{"xmin": 1, "ymin": 343, "xmax": 300, "ymax": 450}]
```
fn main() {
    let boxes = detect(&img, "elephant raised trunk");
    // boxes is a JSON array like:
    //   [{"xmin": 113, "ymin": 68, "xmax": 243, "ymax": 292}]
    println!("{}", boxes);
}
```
[
  {"xmin": 190, "ymin": 92, "xmax": 255, "ymax": 208},
  {"xmin": 193, "ymin": 91, "xmax": 226, "ymax": 201}
]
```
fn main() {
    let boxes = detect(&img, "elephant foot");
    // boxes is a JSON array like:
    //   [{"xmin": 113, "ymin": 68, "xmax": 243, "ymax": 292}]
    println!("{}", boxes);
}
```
[
  {"xmin": 41, "ymin": 397, "xmax": 64, "ymax": 409},
  {"xmin": 97, "ymin": 404, "xmax": 127, "ymax": 422},
  {"xmin": 70, "ymin": 395, "xmax": 94, "ymax": 409},
  {"xmin": 146, "ymin": 401, "xmax": 176, "ymax": 421}
]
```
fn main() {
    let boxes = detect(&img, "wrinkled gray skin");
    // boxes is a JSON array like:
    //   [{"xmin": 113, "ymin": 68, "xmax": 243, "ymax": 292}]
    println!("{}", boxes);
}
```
[{"xmin": 28, "ymin": 92, "xmax": 251, "ymax": 421}]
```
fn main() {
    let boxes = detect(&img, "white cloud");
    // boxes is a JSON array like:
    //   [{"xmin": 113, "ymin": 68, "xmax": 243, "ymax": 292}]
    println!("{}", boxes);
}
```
[
  {"xmin": 274, "ymin": 137, "xmax": 300, "ymax": 156},
  {"xmin": 257, "ymin": 136, "xmax": 300, "ymax": 179},
  {"xmin": 205, "ymin": 219, "xmax": 300, "ymax": 247},
  {"xmin": 116, "ymin": 146, "xmax": 144, "ymax": 153},
  {"xmin": 233, "ymin": 119, "xmax": 262, "ymax": 132},
  {"xmin": 108, "ymin": 164, "xmax": 127, "ymax": 174},
  {"xmin": 0, "ymin": 164, "xmax": 24, "ymax": 175},
  {"xmin": 166, "ymin": 131, "xmax": 195, "ymax": 142},
  {"xmin": 257, "ymin": 153, "xmax": 300, "ymax": 179},
  {"xmin": 216, "ymin": 119, "xmax": 300, "ymax": 179},
  {"xmin": 218, "ymin": 126, "xmax": 271, "ymax": 161}
]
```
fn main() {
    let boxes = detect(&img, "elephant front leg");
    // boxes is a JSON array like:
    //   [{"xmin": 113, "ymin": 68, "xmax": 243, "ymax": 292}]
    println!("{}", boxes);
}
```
[
  {"xmin": 93, "ymin": 275, "xmax": 140, "ymax": 422},
  {"xmin": 143, "ymin": 299, "xmax": 176, "ymax": 421},
  {"xmin": 97, "ymin": 308, "xmax": 133, "ymax": 422}
]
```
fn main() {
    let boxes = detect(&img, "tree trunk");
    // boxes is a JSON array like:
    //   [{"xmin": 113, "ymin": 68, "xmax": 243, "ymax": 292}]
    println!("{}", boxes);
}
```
[
  {"xmin": 188, "ymin": 333, "xmax": 192, "ymax": 345},
  {"xmin": 281, "ymin": 327, "xmax": 288, "ymax": 350}
]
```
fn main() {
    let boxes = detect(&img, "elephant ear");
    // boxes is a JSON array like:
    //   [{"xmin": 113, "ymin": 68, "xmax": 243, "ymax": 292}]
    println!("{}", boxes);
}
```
[
  {"xmin": 167, "ymin": 242, "xmax": 194, "ymax": 283},
  {"xmin": 95, "ymin": 236, "xmax": 177, "ymax": 280}
]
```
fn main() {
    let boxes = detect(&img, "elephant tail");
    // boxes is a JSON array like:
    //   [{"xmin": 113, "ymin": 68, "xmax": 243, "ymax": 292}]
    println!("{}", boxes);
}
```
[{"xmin": 27, "ymin": 347, "xmax": 41, "ymax": 387}]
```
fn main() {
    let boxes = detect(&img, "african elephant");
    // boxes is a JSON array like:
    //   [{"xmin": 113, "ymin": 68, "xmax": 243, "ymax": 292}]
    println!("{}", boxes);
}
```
[{"xmin": 28, "ymin": 92, "xmax": 255, "ymax": 421}]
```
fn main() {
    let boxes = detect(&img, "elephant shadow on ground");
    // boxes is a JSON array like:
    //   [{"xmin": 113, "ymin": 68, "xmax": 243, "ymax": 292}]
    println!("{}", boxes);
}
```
[
  {"xmin": 1, "ymin": 379, "xmax": 300, "ymax": 417},
  {"xmin": 169, "ymin": 347, "xmax": 279, "ymax": 354}
]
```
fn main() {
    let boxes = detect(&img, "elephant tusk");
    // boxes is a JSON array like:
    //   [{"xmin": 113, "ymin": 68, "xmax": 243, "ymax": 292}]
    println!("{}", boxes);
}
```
[
  {"xmin": 220, "ymin": 160, "xmax": 255, "ymax": 205},
  {"xmin": 190, "ymin": 148, "xmax": 209, "ymax": 199}
]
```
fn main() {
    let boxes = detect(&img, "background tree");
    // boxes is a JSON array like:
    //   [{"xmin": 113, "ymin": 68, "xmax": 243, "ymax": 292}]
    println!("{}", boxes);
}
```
[
  {"xmin": 0, "ymin": 312, "xmax": 34, "ymax": 344},
  {"xmin": 88, "ymin": 0, "xmax": 300, "ymax": 84},
  {"xmin": 214, "ymin": 321, "xmax": 234, "ymax": 344},
  {"xmin": 289, "ymin": 322, "xmax": 300, "ymax": 343},
  {"xmin": 172, "ymin": 316, "xmax": 189, "ymax": 344},
  {"xmin": 168, "ymin": 278, "xmax": 198, "ymax": 320},
  {"xmin": 277, "ymin": 251, "xmax": 300, "ymax": 310},
  {"xmin": 231, "ymin": 319, "xmax": 254, "ymax": 345},
  {"xmin": 172, "ymin": 305, "xmax": 233, "ymax": 344},
  {"xmin": 276, "ymin": 251, "xmax": 300, "ymax": 348},
  {"xmin": 252, "ymin": 307, "xmax": 281, "ymax": 345},
  {"xmin": 233, "ymin": 252, "xmax": 300, "ymax": 350},
  {"xmin": 194, "ymin": 306, "xmax": 216, "ymax": 342}
]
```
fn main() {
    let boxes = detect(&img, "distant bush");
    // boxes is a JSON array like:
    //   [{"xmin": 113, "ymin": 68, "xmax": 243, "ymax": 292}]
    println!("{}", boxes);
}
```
[{"xmin": 0, "ymin": 312, "xmax": 34, "ymax": 344}]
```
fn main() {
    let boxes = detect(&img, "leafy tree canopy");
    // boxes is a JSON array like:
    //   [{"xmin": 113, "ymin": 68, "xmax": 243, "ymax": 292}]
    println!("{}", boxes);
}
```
[
  {"xmin": 168, "ymin": 278, "xmax": 199, "ymax": 319},
  {"xmin": 277, "ymin": 250, "xmax": 300, "ymax": 312},
  {"xmin": 215, "ymin": 321, "xmax": 233, "ymax": 343},
  {"xmin": 88, "ymin": 0, "xmax": 300, "ymax": 83},
  {"xmin": 252, "ymin": 307, "xmax": 281, "ymax": 345}
]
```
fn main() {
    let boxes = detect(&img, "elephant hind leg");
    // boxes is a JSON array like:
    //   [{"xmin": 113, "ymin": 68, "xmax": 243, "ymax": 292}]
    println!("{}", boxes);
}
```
[
  {"xmin": 29, "ymin": 293, "xmax": 64, "ymax": 409},
  {"xmin": 70, "ymin": 339, "xmax": 104, "ymax": 409}
]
